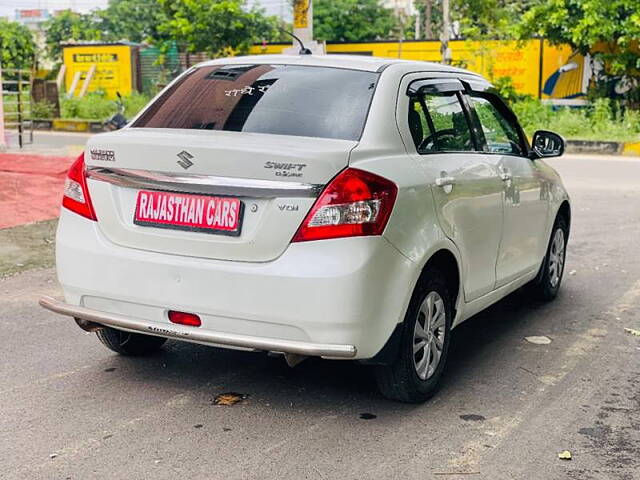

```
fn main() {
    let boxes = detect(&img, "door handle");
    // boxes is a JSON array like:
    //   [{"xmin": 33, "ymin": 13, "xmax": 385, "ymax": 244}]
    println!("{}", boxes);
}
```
[
  {"xmin": 499, "ymin": 170, "xmax": 512, "ymax": 182},
  {"xmin": 435, "ymin": 176, "xmax": 456, "ymax": 187}
]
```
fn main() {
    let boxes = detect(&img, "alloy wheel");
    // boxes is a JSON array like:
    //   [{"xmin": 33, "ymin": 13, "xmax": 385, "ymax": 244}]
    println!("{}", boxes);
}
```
[
  {"xmin": 548, "ymin": 228, "xmax": 566, "ymax": 288},
  {"xmin": 413, "ymin": 291, "xmax": 447, "ymax": 380}
]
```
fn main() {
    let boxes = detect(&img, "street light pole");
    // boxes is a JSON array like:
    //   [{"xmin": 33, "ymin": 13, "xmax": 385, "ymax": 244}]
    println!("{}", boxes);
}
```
[{"xmin": 286, "ymin": 0, "xmax": 324, "ymax": 54}]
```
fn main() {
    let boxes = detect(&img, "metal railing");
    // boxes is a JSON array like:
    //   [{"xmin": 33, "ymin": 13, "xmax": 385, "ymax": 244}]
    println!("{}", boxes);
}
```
[{"xmin": 1, "ymin": 68, "xmax": 34, "ymax": 148}]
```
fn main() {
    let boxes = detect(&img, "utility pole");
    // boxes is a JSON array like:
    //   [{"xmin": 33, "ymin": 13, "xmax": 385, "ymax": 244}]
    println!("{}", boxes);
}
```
[
  {"xmin": 441, "ymin": 0, "xmax": 452, "ymax": 64},
  {"xmin": 397, "ymin": 8, "xmax": 406, "ymax": 58},
  {"xmin": 293, "ymin": 0, "xmax": 312, "ymax": 47},
  {"xmin": 285, "ymin": 0, "xmax": 324, "ymax": 54}
]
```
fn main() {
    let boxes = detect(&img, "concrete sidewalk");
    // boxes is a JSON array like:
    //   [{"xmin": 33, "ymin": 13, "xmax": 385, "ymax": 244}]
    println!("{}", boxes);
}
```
[
  {"xmin": 3, "ymin": 130, "xmax": 90, "ymax": 157},
  {"xmin": 0, "ymin": 153, "xmax": 73, "ymax": 229}
]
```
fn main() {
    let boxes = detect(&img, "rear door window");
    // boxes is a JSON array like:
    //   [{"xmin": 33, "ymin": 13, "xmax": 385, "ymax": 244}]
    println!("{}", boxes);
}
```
[
  {"xmin": 408, "ymin": 91, "xmax": 475, "ymax": 153},
  {"xmin": 132, "ymin": 64, "xmax": 379, "ymax": 141}
]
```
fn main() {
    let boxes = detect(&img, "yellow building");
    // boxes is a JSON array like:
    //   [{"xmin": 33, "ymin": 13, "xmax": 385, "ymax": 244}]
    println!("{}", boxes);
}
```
[{"xmin": 249, "ymin": 39, "xmax": 589, "ymax": 100}]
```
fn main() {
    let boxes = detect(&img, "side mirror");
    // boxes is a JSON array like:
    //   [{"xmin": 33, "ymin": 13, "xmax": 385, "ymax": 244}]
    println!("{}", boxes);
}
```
[{"xmin": 530, "ymin": 130, "xmax": 565, "ymax": 159}]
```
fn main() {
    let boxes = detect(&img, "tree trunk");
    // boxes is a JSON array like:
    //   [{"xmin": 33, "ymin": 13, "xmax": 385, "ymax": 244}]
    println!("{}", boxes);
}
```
[{"xmin": 424, "ymin": 0, "xmax": 433, "ymax": 40}]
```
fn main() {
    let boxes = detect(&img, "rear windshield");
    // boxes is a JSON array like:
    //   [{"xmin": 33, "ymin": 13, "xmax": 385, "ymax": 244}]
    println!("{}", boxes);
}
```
[{"xmin": 132, "ymin": 64, "xmax": 379, "ymax": 141}]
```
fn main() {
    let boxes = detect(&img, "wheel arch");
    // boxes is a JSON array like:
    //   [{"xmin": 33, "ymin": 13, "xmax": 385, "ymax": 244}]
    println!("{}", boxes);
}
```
[
  {"xmin": 557, "ymin": 200, "xmax": 571, "ymax": 233},
  {"xmin": 533, "ymin": 199, "xmax": 571, "ymax": 287},
  {"xmin": 417, "ymin": 249, "xmax": 461, "ymax": 320},
  {"xmin": 362, "ymin": 245, "xmax": 463, "ymax": 365}
]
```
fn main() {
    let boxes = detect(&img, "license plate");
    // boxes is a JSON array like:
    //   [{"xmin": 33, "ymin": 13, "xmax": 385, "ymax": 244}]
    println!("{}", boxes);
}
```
[{"xmin": 134, "ymin": 190, "xmax": 243, "ymax": 236}]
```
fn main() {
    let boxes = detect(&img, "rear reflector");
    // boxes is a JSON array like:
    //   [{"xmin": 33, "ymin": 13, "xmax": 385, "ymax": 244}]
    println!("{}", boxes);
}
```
[{"xmin": 168, "ymin": 310, "xmax": 202, "ymax": 327}]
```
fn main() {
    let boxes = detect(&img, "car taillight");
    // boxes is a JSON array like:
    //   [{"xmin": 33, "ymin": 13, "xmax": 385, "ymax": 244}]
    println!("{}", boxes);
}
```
[
  {"xmin": 292, "ymin": 168, "xmax": 397, "ymax": 242},
  {"xmin": 62, "ymin": 152, "xmax": 97, "ymax": 221}
]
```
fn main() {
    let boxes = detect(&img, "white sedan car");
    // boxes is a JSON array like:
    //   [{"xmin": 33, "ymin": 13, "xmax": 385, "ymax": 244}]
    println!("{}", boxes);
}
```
[{"xmin": 40, "ymin": 55, "xmax": 570, "ymax": 402}]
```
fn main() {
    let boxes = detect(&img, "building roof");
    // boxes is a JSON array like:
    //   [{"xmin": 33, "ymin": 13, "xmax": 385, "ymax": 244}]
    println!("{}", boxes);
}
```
[{"xmin": 61, "ymin": 41, "xmax": 142, "ymax": 47}]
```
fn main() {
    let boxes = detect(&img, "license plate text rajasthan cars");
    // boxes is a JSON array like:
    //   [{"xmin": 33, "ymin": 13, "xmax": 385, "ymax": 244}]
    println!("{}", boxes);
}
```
[{"xmin": 134, "ymin": 190, "xmax": 243, "ymax": 236}]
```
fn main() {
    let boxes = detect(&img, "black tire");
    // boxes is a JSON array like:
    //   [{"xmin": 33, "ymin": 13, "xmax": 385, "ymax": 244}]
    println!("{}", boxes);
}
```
[
  {"xmin": 96, "ymin": 327, "xmax": 167, "ymax": 356},
  {"xmin": 374, "ymin": 267, "xmax": 453, "ymax": 403},
  {"xmin": 530, "ymin": 215, "xmax": 569, "ymax": 301}
]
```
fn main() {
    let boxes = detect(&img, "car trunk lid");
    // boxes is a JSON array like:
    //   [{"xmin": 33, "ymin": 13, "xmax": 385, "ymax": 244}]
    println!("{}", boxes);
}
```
[{"xmin": 85, "ymin": 128, "xmax": 356, "ymax": 262}]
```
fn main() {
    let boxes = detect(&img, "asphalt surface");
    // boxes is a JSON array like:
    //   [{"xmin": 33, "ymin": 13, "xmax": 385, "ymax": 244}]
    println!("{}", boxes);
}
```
[{"xmin": 1, "ymin": 154, "xmax": 639, "ymax": 480}]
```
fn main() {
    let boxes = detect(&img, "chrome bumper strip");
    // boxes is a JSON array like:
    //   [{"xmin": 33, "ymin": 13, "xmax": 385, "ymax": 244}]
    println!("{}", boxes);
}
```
[
  {"xmin": 86, "ymin": 167, "xmax": 324, "ymax": 199},
  {"xmin": 39, "ymin": 296, "xmax": 357, "ymax": 359}
]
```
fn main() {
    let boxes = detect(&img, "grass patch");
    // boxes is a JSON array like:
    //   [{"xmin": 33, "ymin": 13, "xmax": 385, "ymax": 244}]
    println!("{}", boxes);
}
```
[
  {"xmin": 512, "ymin": 98, "xmax": 640, "ymax": 143},
  {"xmin": 59, "ymin": 91, "xmax": 152, "ymax": 122}
]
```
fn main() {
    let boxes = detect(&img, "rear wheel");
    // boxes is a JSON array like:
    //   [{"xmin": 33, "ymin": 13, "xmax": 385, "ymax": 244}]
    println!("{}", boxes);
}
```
[
  {"xmin": 96, "ymin": 327, "xmax": 167, "ymax": 356},
  {"xmin": 530, "ymin": 215, "xmax": 568, "ymax": 300},
  {"xmin": 375, "ymin": 268, "xmax": 453, "ymax": 403}
]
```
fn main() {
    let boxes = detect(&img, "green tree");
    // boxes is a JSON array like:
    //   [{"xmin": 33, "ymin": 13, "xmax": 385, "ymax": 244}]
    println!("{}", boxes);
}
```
[
  {"xmin": 414, "ymin": 0, "xmax": 534, "ymax": 41},
  {"xmin": 157, "ymin": 0, "xmax": 277, "ymax": 57},
  {"xmin": 99, "ymin": 0, "xmax": 169, "ymax": 44},
  {"xmin": 518, "ymin": 0, "xmax": 640, "ymax": 74},
  {"xmin": 415, "ymin": 0, "xmax": 442, "ymax": 40},
  {"xmin": 0, "ymin": 19, "xmax": 36, "ymax": 70},
  {"xmin": 43, "ymin": 10, "xmax": 103, "ymax": 61},
  {"xmin": 518, "ymin": 0, "xmax": 640, "ymax": 104},
  {"xmin": 263, "ymin": 15, "xmax": 293, "ymax": 43},
  {"xmin": 454, "ymin": 0, "xmax": 535, "ymax": 40},
  {"xmin": 313, "ymin": 0, "xmax": 396, "ymax": 42}
]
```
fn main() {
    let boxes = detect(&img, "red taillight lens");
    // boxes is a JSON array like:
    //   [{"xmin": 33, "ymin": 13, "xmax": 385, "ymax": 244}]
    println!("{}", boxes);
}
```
[
  {"xmin": 62, "ymin": 153, "xmax": 97, "ymax": 221},
  {"xmin": 168, "ymin": 310, "xmax": 202, "ymax": 327},
  {"xmin": 292, "ymin": 168, "xmax": 398, "ymax": 242}
]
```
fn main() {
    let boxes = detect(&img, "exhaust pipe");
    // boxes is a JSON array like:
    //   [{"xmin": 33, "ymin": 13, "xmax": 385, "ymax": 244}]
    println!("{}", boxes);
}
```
[
  {"xmin": 74, "ymin": 317, "xmax": 105, "ymax": 332},
  {"xmin": 284, "ymin": 352, "xmax": 308, "ymax": 367}
]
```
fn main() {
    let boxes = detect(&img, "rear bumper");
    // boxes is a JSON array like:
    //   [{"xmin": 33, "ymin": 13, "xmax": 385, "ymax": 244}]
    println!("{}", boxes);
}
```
[
  {"xmin": 52, "ymin": 209, "xmax": 416, "ymax": 359},
  {"xmin": 39, "ymin": 296, "xmax": 357, "ymax": 358}
]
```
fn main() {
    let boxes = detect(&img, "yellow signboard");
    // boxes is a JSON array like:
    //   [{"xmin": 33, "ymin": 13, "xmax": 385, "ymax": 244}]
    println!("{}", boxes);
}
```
[{"xmin": 63, "ymin": 44, "xmax": 134, "ymax": 99}]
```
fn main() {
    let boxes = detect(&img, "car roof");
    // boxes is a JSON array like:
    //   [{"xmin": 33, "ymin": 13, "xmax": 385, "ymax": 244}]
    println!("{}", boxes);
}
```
[{"xmin": 196, "ymin": 54, "xmax": 482, "ymax": 77}]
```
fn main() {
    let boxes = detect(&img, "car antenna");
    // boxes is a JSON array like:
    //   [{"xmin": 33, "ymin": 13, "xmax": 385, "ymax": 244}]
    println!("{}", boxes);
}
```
[{"xmin": 278, "ymin": 28, "xmax": 313, "ymax": 55}]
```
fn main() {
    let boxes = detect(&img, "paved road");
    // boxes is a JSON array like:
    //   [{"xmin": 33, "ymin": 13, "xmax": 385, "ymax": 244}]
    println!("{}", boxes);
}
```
[{"xmin": 1, "ymin": 155, "xmax": 639, "ymax": 479}]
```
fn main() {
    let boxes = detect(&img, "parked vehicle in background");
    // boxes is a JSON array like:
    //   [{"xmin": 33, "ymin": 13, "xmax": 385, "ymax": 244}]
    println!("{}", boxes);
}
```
[
  {"xmin": 103, "ymin": 92, "xmax": 128, "ymax": 131},
  {"xmin": 40, "ymin": 55, "xmax": 570, "ymax": 402}
]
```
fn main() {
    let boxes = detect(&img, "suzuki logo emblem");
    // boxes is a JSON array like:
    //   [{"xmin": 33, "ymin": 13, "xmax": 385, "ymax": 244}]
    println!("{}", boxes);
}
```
[{"xmin": 177, "ymin": 150, "xmax": 194, "ymax": 169}]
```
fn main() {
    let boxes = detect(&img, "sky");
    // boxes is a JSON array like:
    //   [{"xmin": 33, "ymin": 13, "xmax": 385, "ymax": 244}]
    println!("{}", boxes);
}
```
[{"xmin": 0, "ymin": 0, "xmax": 289, "ymax": 20}]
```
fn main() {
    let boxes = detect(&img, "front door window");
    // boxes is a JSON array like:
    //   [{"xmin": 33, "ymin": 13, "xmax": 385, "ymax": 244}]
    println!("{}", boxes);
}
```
[{"xmin": 468, "ymin": 94, "xmax": 524, "ymax": 155}]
